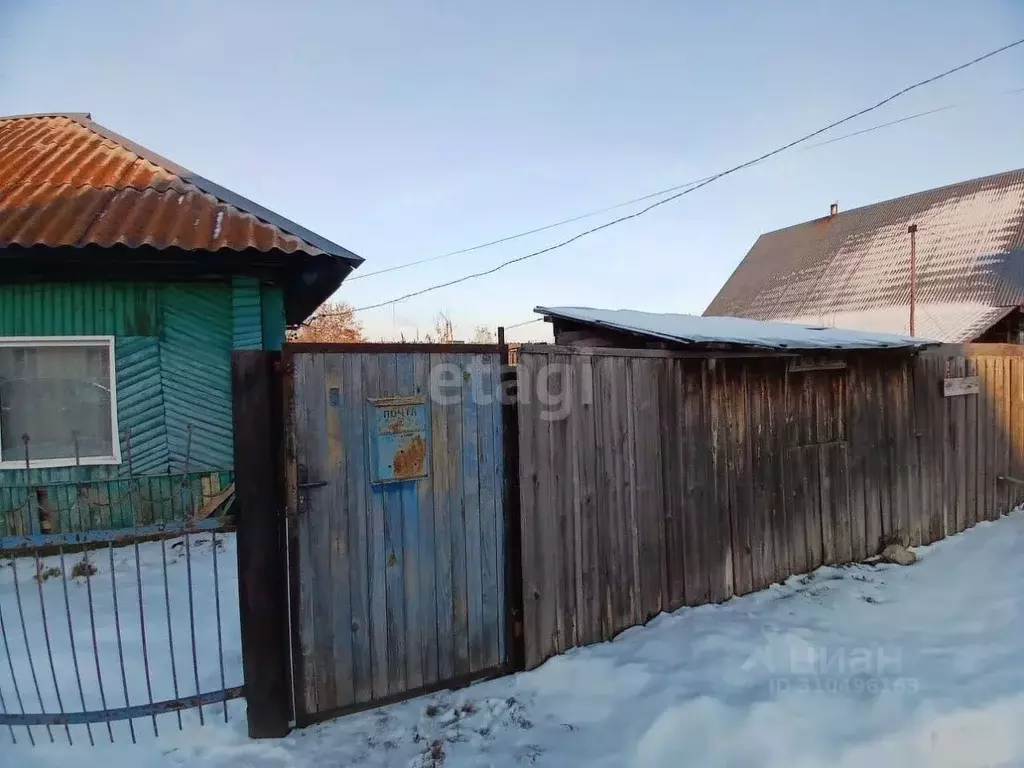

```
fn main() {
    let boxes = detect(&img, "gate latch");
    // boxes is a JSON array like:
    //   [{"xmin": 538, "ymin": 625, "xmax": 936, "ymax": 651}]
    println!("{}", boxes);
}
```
[{"xmin": 297, "ymin": 480, "xmax": 328, "ymax": 490}]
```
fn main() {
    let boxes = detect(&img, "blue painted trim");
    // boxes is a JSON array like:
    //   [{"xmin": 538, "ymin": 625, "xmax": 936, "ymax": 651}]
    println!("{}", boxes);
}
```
[
  {"xmin": 0, "ymin": 686, "xmax": 244, "ymax": 726},
  {"xmin": 0, "ymin": 517, "xmax": 235, "ymax": 552}
]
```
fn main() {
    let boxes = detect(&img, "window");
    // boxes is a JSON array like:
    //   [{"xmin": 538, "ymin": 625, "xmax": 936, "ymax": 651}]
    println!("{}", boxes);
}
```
[{"xmin": 0, "ymin": 337, "xmax": 120, "ymax": 469}]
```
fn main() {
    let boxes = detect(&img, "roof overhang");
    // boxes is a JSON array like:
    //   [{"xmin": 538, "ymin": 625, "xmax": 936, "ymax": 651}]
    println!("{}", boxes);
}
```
[{"xmin": 536, "ymin": 306, "xmax": 941, "ymax": 352}]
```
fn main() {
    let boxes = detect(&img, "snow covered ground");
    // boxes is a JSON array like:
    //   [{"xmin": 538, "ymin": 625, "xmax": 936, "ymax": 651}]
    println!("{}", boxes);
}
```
[
  {"xmin": 7, "ymin": 509, "xmax": 1024, "ymax": 767},
  {"xmin": 0, "ymin": 531, "xmax": 243, "ymax": 753}
]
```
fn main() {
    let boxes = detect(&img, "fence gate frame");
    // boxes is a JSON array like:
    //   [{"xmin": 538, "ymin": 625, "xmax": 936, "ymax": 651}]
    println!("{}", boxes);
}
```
[{"xmin": 276, "ymin": 342, "xmax": 523, "ymax": 729}]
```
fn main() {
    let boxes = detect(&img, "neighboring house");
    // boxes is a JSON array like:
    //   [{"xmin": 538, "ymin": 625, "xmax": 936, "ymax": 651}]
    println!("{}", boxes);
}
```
[
  {"xmin": 704, "ymin": 169, "xmax": 1024, "ymax": 343},
  {"xmin": 0, "ymin": 112, "xmax": 363, "ymax": 535}
]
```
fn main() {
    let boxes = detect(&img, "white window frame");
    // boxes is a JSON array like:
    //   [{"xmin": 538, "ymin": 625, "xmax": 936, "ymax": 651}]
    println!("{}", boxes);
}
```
[{"xmin": 0, "ymin": 336, "xmax": 121, "ymax": 470}]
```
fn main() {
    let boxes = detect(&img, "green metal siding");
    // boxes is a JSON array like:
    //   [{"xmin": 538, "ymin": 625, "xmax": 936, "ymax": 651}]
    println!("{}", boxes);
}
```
[
  {"xmin": 115, "ymin": 336, "xmax": 168, "ymax": 474},
  {"xmin": 0, "ymin": 283, "xmax": 160, "ymax": 336},
  {"xmin": 232, "ymin": 276, "xmax": 263, "ymax": 350},
  {"xmin": 0, "ymin": 279, "xmax": 277, "ymax": 533},
  {"xmin": 162, "ymin": 284, "xmax": 235, "ymax": 470},
  {"xmin": 260, "ymin": 283, "xmax": 286, "ymax": 351}
]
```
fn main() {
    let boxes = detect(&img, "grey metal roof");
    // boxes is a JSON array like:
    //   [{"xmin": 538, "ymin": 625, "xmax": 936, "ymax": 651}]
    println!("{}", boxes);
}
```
[
  {"xmin": 536, "ymin": 306, "xmax": 937, "ymax": 351},
  {"xmin": 704, "ymin": 168, "xmax": 1024, "ymax": 342}
]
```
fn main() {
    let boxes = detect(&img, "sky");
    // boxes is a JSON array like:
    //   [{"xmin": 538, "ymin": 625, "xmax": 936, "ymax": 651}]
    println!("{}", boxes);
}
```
[{"xmin": 1, "ymin": 1, "xmax": 1023, "ymax": 342}]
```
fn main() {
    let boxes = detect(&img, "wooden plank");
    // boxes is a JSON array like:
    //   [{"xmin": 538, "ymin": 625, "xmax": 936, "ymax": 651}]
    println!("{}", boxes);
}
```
[
  {"xmin": 530, "ymin": 350, "xmax": 559, "ymax": 664},
  {"xmin": 893, "ymin": 364, "xmax": 911, "ymax": 546},
  {"xmin": 446, "ymin": 355, "xmax": 470, "ymax": 675},
  {"xmin": 905, "ymin": 360, "xmax": 924, "ymax": 548},
  {"xmin": 361, "ymin": 354, "xmax": 390, "ymax": 699},
  {"xmin": 515, "ymin": 354, "xmax": 542, "ymax": 668},
  {"xmin": 997, "ymin": 356, "xmax": 1010, "ymax": 519},
  {"xmin": 731, "ymin": 364, "xmax": 754, "ymax": 595},
  {"xmin": 573, "ymin": 356, "xmax": 601, "ymax": 646},
  {"xmin": 604, "ymin": 355, "xmax": 629, "ymax": 631},
  {"xmin": 622, "ymin": 357, "xmax": 642, "ymax": 625},
  {"xmin": 678, "ymin": 362, "xmax": 706, "ymax": 606},
  {"xmin": 342, "ymin": 353, "xmax": 373, "ymax": 704},
  {"xmin": 941, "ymin": 355, "xmax": 955, "ymax": 538},
  {"xmin": 1012, "ymin": 358, "xmax": 1024, "ymax": 511},
  {"xmin": 950, "ymin": 358, "xmax": 966, "ymax": 532},
  {"xmin": 965, "ymin": 358, "xmax": 979, "ymax": 530},
  {"xmin": 747, "ymin": 364, "xmax": 770, "ymax": 590},
  {"xmin": 305, "ymin": 354, "xmax": 338, "ymax": 707},
  {"xmin": 396, "ymin": 354, "xmax": 423, "ymax": 691},
  {"xmin": 977, "ymin": 358, "xmax": 991, "ymax": 523},
  {"xmin": 376, "ymin": 355, "xmax": 407, "ymax": 696},
  {"xmin": 916, "ymin": 355, "xmax": 936, "ymax": 544},
  {"xmin": 875, "ymin": 366, "xmax": 894, "ymax": 545},
  {"xmin": 710, "ymin": 362, "xmax": 734, "ymax": 600},
  {"xmin": 460, "ymin": 355, "xmax": 485, "ymax": 671},
  {"xmin": 767, "ymin": 367, "xmax": 790, "ymax": 583},
  {"xmin": 832, "ymin": 442, "xmax": 852, "ymax": 564},
  {"xmin": 291, "ymin": 355, "xmax": 319, "ymax": 715},
  {"xmin": 658, "ymin": 357, "xmax": 685, "ymax": 609},
  {"xmin": 476, "ymin": 355, "xmax": 502, "ymax": 669},
  {"xmin": 632, "ymin": 357, "xmax": 665, "ymax": 619},
  {"xmin": 594, "ymin": 356, "xmax": 618, "ymax": 631},
  {"xmin": 548, "ymin": 355, "xmax": 574, "ymax": 654},
  {"xmin": 782, "ymin": 375, "xmax": 807, "ymax": 576},
  {"xmin": 846, "ymin": 363, "xmax": 867, "ymax": 561},
  {"xmin": 999, "ymin": 360, "xmax": 1007, "ymax": 520},
  {"xmin": 324, "ymin": 353, "xmax": 355, "ymax": 706},
  {"xmin": 230, "ymin": 350, "xmax": 290, "ymax": 738}
]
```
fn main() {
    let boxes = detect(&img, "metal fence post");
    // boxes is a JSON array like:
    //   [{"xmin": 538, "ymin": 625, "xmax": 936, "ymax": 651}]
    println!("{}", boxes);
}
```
[{"xmin": 231, "ymin": 350, "xmax": 291, "ymax": 738}]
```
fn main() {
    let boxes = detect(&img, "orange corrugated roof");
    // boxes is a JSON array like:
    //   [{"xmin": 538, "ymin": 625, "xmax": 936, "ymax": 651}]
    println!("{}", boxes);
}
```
[{"xmin": 0, "ymin": 113, "xmax": 362, "ymax": 262}]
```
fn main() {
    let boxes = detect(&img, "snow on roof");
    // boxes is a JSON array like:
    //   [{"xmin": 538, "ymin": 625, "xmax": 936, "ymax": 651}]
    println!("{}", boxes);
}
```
[{"xmin": 535, "ymin": 306, "xmax": 940, "ymax": 351}]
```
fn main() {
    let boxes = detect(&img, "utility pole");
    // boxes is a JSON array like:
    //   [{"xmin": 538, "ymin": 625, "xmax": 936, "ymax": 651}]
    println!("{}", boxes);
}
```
[{"xmin": 908, "ymin": 223, "xmax": 918, "ymax": 336}]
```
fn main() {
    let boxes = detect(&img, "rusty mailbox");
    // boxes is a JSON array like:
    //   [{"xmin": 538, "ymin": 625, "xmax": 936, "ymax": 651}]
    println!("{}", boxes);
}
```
[{"xmin": 368, "ymin": 395, "xmax": 430, "ymax": 484}]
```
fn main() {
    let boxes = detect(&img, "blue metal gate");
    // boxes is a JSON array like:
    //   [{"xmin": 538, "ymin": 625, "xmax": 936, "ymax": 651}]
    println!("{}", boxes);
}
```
[{"xmin": 287, "ymin": 346, "xmax": 511, "ymax": 724}]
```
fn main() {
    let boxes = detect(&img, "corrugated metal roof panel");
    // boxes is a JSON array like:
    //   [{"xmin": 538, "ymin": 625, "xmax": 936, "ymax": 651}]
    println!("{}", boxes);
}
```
[
  {"xmin": 0, "ymin": 113, "xmax": 362, "ymax": 263},
  {"xmin": 536, "ymin": 306, "xmax": 937, "ymax": 351},
  {"xmin": 705, "ymin": 169, "xmax": 1024, "ymax": 342}
]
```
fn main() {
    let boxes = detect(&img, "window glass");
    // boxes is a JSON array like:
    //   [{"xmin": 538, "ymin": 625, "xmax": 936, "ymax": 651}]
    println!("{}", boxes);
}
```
[{"xmin": 0, "ymin": 343, "xmax": 114, "ymax": 464}]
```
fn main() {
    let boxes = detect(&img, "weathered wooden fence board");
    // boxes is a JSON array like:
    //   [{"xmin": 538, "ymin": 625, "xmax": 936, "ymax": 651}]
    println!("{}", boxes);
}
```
[
  {"xmin": 517, "ymin": 345, "xmax": 1024, "ymax": 669},
  {"xmin": 289, "ymin": 348, "xmax": 508, "ymax": 723}
]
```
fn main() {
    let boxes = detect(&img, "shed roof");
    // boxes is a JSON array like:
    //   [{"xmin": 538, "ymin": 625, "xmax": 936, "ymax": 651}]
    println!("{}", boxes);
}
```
[
  {"xmin": 0, "ymin": 113, "xmax": 363, "ymax": 323},
  {"xmin": 703, "ymin": 168, "xmax": 1024, "ymax": 342},
  {"xmin": 536, "ymin": 306, "xmax": 938, "ymax": 351}
]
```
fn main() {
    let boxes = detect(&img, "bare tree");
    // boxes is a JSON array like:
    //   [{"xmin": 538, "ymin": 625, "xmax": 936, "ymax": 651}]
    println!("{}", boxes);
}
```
[
  {"xmin": 425, "ymin": 311, "xmax": 455, "ymax": 343},
  {"xmin": 471, "ymin": 325, "xmax": 494, "ymax": 344},
  {"xmin": 290, "ymin": 301, "xmax": 364, "ymax": 343}
]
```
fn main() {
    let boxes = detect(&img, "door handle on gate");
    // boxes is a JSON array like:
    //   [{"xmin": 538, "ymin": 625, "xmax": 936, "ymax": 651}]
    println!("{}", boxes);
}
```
[{"xmin": 297, "ymin": 481, "xmax": 328, "ymax": 489}]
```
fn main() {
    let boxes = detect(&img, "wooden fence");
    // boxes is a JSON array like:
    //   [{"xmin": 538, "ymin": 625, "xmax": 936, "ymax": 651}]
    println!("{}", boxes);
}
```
[{"xmin": 515, "ymin": 344, "xmax": 1024, "ymax": 669}]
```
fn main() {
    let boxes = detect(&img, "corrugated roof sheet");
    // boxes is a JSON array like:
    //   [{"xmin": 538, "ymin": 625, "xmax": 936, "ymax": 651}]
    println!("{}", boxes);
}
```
[
  {"xmin": 536, "ymin": 306, "xmax": 937, "ymax": 351},
  {"xmin": 704, "ymin": 168, "xmax": 1024, "ymax": 342},
  {"xmin": 0, "ymin": 113, "xmax": 362, "ymax": 263}
]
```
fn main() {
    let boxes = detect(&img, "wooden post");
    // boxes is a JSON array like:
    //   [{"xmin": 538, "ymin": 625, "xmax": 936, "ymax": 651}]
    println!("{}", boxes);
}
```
[
  {"xmin": 501, "ymin": 342, "xmax": 526, "ymax": 671},
  {"xmin": 232, "ymin": 350, "xmax": 291, "ymax": 738}
]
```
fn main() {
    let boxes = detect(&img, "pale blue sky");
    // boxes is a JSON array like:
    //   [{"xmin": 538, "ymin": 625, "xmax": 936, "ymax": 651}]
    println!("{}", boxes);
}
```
[{"xmin": 2, "ymin": 2, "xmax": 1023, "ymax": 341}]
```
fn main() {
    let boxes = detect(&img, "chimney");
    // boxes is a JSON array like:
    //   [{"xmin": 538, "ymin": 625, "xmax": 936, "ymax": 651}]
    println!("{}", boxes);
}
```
[{"xmin": 830, "ymin": 202, "xmax": 839, "ymax": 217}]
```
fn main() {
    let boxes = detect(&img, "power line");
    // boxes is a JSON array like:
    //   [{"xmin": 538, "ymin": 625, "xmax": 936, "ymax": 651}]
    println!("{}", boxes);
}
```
[
  {"xmin": 352, "ymin": 37, "xmax": 1024, "ymax": 313},
  {"xmin": 345, "ymin": 178, "xmax": 710, "ymax": 281},
  {"xmin": 345, "ymin": 83, "xmax": 1024, "ymax": 286},
  {"xmin": 503, "ymin": 318, "xmax": 544, "ymax": 330}
]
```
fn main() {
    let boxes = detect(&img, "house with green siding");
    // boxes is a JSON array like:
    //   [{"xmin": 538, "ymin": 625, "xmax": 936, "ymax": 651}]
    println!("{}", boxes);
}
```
[{"xmin": 0, "ymin": 113, "xmax": 362, "ymax": 535}]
